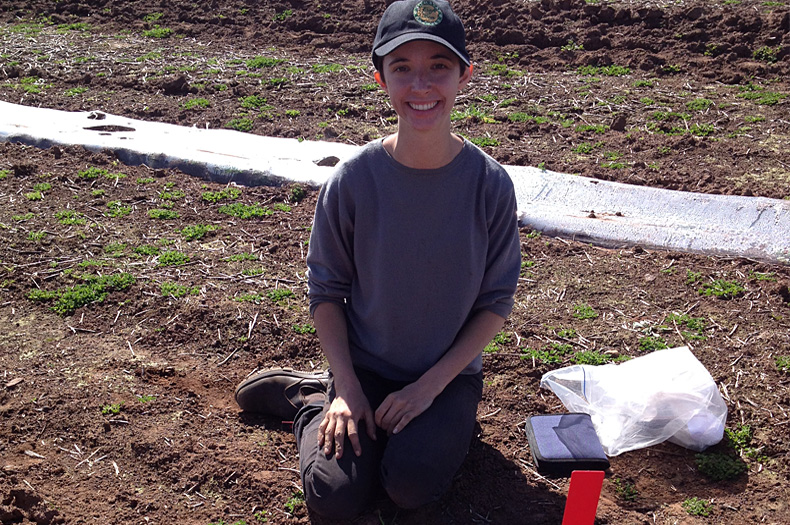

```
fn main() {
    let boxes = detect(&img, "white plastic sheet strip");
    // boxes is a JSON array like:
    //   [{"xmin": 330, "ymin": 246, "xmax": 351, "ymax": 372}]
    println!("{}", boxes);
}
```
[{"xmin": 1, "ymin": 101, "xmax": 788, "ymax": 264}]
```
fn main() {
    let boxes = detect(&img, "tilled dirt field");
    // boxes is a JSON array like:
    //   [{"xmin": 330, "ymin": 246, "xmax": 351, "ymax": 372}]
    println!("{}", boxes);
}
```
[{"xmin": 1, "ymin": 1, "xmax": 789, "ymax": 524}]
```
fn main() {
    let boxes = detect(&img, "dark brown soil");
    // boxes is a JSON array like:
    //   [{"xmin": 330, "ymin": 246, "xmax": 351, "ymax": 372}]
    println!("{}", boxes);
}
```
[{"xmin": 1, "ymin": 1, "xmax": 789, "ymax": 524}]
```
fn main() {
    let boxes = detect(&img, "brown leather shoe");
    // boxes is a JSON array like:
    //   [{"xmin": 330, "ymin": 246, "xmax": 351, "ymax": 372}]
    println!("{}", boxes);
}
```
[{"xmin": 234, "ymin": 368, "xmax": 328, "ymax": 420}]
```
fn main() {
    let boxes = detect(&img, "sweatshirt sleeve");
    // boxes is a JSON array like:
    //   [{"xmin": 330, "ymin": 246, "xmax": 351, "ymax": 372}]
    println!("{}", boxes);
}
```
[
  {"xmin": 472, "ymin": 166, "xmax": 521, "ymax": 319},
  {"xmin": 306, "ymin": 169, "xmax": 355, "ymax": 316}
]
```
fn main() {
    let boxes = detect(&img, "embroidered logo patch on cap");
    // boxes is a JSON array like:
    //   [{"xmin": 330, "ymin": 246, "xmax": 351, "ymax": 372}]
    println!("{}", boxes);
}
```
[{"xmin": 413, "ymin": 0, "xmax": 443, "ymax": 26}]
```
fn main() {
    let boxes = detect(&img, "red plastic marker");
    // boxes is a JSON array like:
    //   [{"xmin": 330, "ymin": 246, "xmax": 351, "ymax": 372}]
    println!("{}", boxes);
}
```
[{"xmin": 562, "ymin": 470, "xmax": 605, "ymax": 525}]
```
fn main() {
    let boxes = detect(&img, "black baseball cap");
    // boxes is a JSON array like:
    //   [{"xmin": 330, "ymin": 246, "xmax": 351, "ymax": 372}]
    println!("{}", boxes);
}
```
[{"xmin": 372, "ymin": 0, "xmax": 470, "ymax": 67}]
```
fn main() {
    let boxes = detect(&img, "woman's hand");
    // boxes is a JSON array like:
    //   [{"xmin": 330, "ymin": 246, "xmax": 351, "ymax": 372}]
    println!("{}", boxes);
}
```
[
  {"xmin": 374, "ymin": 380, "xmax": 438, "ymax": 435},
  {"xmin": 317, "ymin": 385, "xmax": 376, "ymax": 458}
]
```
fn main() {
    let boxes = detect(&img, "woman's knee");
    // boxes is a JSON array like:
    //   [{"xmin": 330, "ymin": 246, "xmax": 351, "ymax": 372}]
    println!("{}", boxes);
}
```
[{"xmin": 380, "ymin": 456, "xmax": 449, "ymax": 509}]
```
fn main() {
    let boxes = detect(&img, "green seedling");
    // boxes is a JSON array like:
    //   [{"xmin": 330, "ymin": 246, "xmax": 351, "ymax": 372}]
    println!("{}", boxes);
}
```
[
  {"xmin": 218, "ymin": 202, "xmax": 272, "ymax": 219},
  {"xmin": 225, "ymin": 118, "xmax": 254, "ymax": 132},
  {"xmin": 573, "ymin": 303, "xmax": 598, "ymax": 320},
  {"xmin": 159, "ymin": 189, "xmax": 185, "ymax": 200},
  {"xmin": 180, "ymin": 224, "xmax": 219, "ymax": 241},
  {"xmin": 273, "ymin": 203, "xmax": 291, "ymax": 212},
  {"xmin": 65, "ymin": 87, "xmax": 89, "ymax": 97},
  {"xmin": 14, "ymin": 213, "xmax": 35, "ymax": 221},
  {"xmin": 226, "ymin": 253, "xmax": 257, "ymax": 262},
  {"xmin": 137, "ymin": 177, "xmax": 156, "ymax": 184},
  {"xmin": 202, "ymin": 187, "xmax": 242, "ymax": 203},
  {"xmin": 143, "ymin": 13, "xmax": 163, "ymax": 22},
  {"xmin": 571, "ymin": 350, "xmax": 608, "ymax": 365},
  {"xmin": 613, "ymin": 478, "xmax": 638, "ymax": 501},
  {"xmin": 142, "ymin": 25, "xmax": 172, "ymax": 38},
  {"xmin": 682, "ymin": 497, "xmax": 712, "ymax": 517},
  {"xmin": 101, "ymin": 402, "xmax": 123, "ymax": 415},
  {"xmin": 242, "ymin": 268, "xmax": 264, "ymax": 276},
  {"xmin": 137, "ymin": 394, "xmax": 156, "ymax": 403},
  {"xmin": 158, "ymin": 251, "xmax": 189, "ymax": 267},
  {"xmin": 575, "ymin": 124, "xmax": 609, "ymax": 134},
  {"xmin": 28, "ymin": 273, "xmax": 135, "ymax": 315},
  {"xmin": 234, "ymin": 293, "xmax": 265, "ymax": 304},
  {"xmin": 183, "ymin": 98, "xmax": 210, "ymax": 110},
  {"xmin": 148, "ymin": 209, "xmax": 180, "ymax": 220},
  {"xmin": 104, "ymin": 243, "xmax": 126, "ymax": 256},
  {"xmin": 699, "ymin": 279, "xmax": 745, "ymax": 299},
  {"xmin": 246, "ymin": 56, "xmax": 284, "ymax": 69},
  {"xmin": 753, "ymin": 46, "xmax": 779, "ymax": 63},
  {"xmin": 469, "ymin": 137, "xmax": 499, "ymax": 148},
  {"xmin": 28, "ymin": 231, "xmax": 46, "ymax": 242},
  {"xmin": 312, "ymin": 63, "xmax": 345, "ymax": 74},
  {"xmin": 267, "ymin": 288, "xmax": 294, "ymax": 303},
  {"xmin": 293, "ymin": 324, "xmax": 316, "ymax": 334},
  {"xmin": 776, "ymin": 355, "xmax": 790, "ymax": 372},
  {"xmin": 106, "ymin": 201, "xmax": 132, "ymax": 218},
  {"xmin": 284, "ymin": 490, "xmax": 304, "ymax": 515},
  {"xmin": 25, "ymin": 191, "xmax": 43, "ymax": 201},
  {"xmin": 686, "ymin": 270, "xmax": 703, "ymax": 284},
  {"xmin": 290, "ymin": 184, "xmax": 307, "ymax": 203},
  {"xmin": 695, "ymin": 452, "xmax": 747, "ymax": 481},
  {"xmin": 639, "ymin": 335, "xmax": 668, "ymax": 352},
  {"xmin": 135, "ymin": 245, "xmax": 160, "ymax": 256},
  {"xmin": 483, "ymin": 332, "xmax": 511, "ymax": 354},
  {"xmin": 0, "ymin": 169, "xmax": 10, "ymax": 179},
  {"xmin": 161, "ymin": 281, "xmax": 200, "ymax": 297},
  {"xmin": 686, "ymin": 98, "xmax": 714, "ymax": 111},
  {"xmin": 240, "ymin": 95, "xmax": 269, "ymax": 109},
  {"xmin": 55, "ymin": 210, "xmax": 86, "ymax": 225},
  {"xmin": 664, "ymin": 313, "xmax": 707, "ymax": 340},
  {"xmin": 577, "ymin": 65, "xmax": 631, "ymax": 77},
  {"xmin": 274, "ymin": 9, "xmax": 293, "ymax": 21}
]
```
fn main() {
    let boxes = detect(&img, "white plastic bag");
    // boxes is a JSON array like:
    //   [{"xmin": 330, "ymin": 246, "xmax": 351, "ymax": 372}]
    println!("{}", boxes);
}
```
[{"xmin": 539, "ymin": 346, "xmax": 727, "ymax": 456}]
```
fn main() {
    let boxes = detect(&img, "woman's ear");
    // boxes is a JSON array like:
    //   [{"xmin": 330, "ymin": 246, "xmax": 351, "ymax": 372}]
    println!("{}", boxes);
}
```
[
  {"xmin": 459, "ymin": 63, "xmax": 473, "ymax": 90},
  {"xmin": 374, "ymin": 70, "xmax": 386, "ymax": 89}
]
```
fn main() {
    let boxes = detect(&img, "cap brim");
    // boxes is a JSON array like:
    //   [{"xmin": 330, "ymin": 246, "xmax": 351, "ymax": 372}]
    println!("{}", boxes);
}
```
[{"xmin": 373, "ymin": 33, "xmax": 471, "ymax": 66}]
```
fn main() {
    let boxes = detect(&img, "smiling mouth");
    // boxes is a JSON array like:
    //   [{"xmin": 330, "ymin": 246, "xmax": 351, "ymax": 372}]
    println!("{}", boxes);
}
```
[{"xmin": 408, "ymin": 101, "xmax": 438, "ymax": 111}]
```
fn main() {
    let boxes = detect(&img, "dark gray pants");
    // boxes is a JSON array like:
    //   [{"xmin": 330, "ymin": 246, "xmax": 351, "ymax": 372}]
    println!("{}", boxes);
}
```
[{"xmin": 294, "ymin": 367, "xmax": 483, "ymax": 520}]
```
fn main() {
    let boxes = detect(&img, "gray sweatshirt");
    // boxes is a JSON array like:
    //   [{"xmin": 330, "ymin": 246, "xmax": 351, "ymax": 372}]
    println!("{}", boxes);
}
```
[{"xmin": 306, "ymin": 139, "xmax": 520, "ymax": 382}]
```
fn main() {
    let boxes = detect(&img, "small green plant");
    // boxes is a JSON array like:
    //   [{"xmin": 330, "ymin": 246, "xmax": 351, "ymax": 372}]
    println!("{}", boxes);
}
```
[
  {"xmin": 101, "ymin": 402, "xmax": 123, "ymax": 415},
  {"xmin": 234, "ymin": 293, "xmax": 265, "ymax": 304},
  {"xmin": 225, "ymin": 118, "xmax": 254, "ymax": 132},
  {"xmin": 470, "ymin": 137, "xmax": 500, "ymax": 148},
  {"xmin": 246, "ymin": 56, "xmax": 284, "ymax": 69},
  {"xmin": 639, "ymin": 335, "xmax": 668, "ymax": 352},
  {"xmin": 312, "ymin": 63, "xmax": 345, "ymax": 74},
  {"xmin": 183, "ymin": 98, "xmax": 211, "ymax": 110},
  {"xmin": 573, "ymin": 303, "xmax": 598, "ymax": 320},
  {"xmin": 253, "ymin": 509, "xmax": 268, "ymax": 522},
  {"xmin": 55, "ymin": 209, "xmax": 86, "ymax": 225},
  {"xmin": 284, "ymin": 490, "xmax": 304, "ymax": 515},
  {"xmin": 561, "ymin": 39, "xmax": 584, "ymax": 51},
  {"xmin": 240, "ymin": 95, "xmax": 269, "ymax": 109},
  {"xmin": 65, "ymin": 86, "xmax": 89, "ymax": 97},
  {"xmin": 613, "ymin": 478, "xmax": 638, "ymax": 501},
  {"xmin": 104, "ymin": 243, "xmax": 127, "ymax": 257},
  {"xmin": 665, "ymin": 313, "xmax": 707, "ymax": 340},
  {"xmin": 180, "ymin": 224, "xmax": 219, "ymax": 241},
  {"xmin": 695, "ymin": 452, "xmax": 747, "ymax": 481},
  {"xmin": 135, "ymin": 245, "xmax": 160, "ymax": 256},
  {"xmin": 682, "ymin": 497, "xmax": 712, "ymax": 517},
  {"xmin": 148, "ymin": 209, "xmax": 180, "ymax": 220},
  {"xmin": 273, "ymin": 203, "xmax": 292, "ymax": 212},
  {"xmin": 161, "ymin": 281, "xmax": 200, "ymax": 297},
  {"xmin": 290, "ymin": 184, "xmax": 307, "ymax": 203},
  {"xmin": 158, "ymin": 251, "xmax": 190, "ymax": 267},
  {"xmin": 273, "ymin": 9, "xmax": 293, "ymax": 21},
  {"xmin": 575, "ymin": 124, "xmax": 609, "ymax": 134},
  {"xmin": 218, "ymin": 202, "xmax": 272, "ymax": 219},
  {"xmin": 25, "ymin": 190, "xmax": 43, "ymax": 201},
  {"xmin": 776, "ymin": 355, "xmax": 790, "ymax": 372},
  {"xmin": 137, "ymin": 394, "xmax": 156, "ymax": 403},
  {"xmin": 573, "ymin": 142, "xmax": 595, "ymax": 154},
  {"xmin": 14, "ymin": 212, "xmax": 35, "ymax": 221},
  {"xmin": 267, "ymin": 288, "xmax": 294, "ymax": 303},
  {"xmin": 686, "ymin": 270, "xmax": 703, "ymax": 284},
  {"xmin": 293, "ymin": 324, "xmax": 316, "ymax": 334},
  {"xmin": 484, "ymin": 331, "xmax": 511, "ymax": 354},
  {"xmin": 686, "ymin": 98, "xmax": 714, "ymax": 111},
  {"xmin": 202, "ymin": 187, "xmax": 242, "ymax": 203},
  {"xmin": 557, "ymin": 327, "xmax": 576, "ymax": 338},
  {"xmin": 285, "ymin": 109, "xmax": 301, "ymax": 118},
  {"xmin": 571, "ymin": 350, "xmax": 608, "ymax": 365},
  {"xmin": 725, "ymin": 424, "xmax": 753, "ymax": 454},
  {"xmin": 106, "ymin": 201, "xmax": 132, "ymax": 218},
  {"xmin": 577, "ymin": 65, "xmax": 631, "ymax": 77},
  {"xmin": 226, "ymin": 253, "xmax": 257, "ymax": 262},
  {"xmin": 143, "ymin": 12, "xmax": 164, "ymax": 23},
  {"xmin": 753, "ymin": 46, "xmax": 779, "ymax": 63},
  {"xmin": 0, "ymin": 169, "xmax": 10, "ymax": 179},
  {"xmin": 142, "ymin": 25, "xmax": 172, "ymax": 38},
  {"xmin": 699, "ymin": 279, "xmax": 745, "ymax": 299},
  {"xmin": 137, "ymin": 177, "xmax": 156, "ymax": 184},
  {"xmin": 28, "ymin": 273, "xmax": 136, "ymax": 315},
  {"xmin": 28, "ymin": 231, "xmax": 47, "ymax": 242}
]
